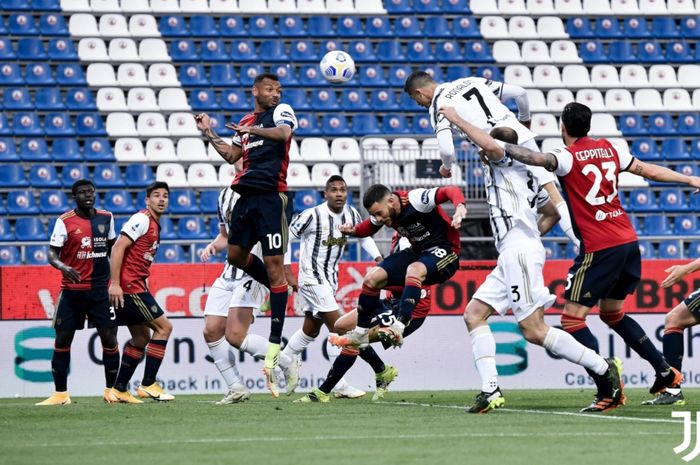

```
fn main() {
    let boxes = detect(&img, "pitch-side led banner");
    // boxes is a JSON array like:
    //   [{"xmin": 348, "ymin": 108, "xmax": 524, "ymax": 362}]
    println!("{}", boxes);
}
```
[
  {"xmin": 0, "ymin": 260, "xmax": 696, "ymax": 320},
  {"xmin": 3, "ymin": 315, "xmax": 700, "ymax": 399}
]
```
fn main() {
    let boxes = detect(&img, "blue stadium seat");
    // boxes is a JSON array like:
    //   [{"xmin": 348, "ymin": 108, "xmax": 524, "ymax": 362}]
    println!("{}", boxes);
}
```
[
  {"xmin": 178, "ymin": 216, "xmax": 209, "ymax": 239},
  {"xmin": 0, "ymin": 246, "xmax": 19, "ymax": 265},
  {"xmin": 412, "ymin": 115, "xmax": 433, "ymax": 134},
  {"xmin": 567, "ymin": 17, "xmax": 594, "ymax": 38},
  {"xmin": 208, "ymin": 216, "xmax": 220, "ymax": 237},
  {"xmin": 29, "ymin": 164, "xmax": 60, "ymax": 187},
  {"xmin": 103, "ymin": 190, "xmax": 134, "ymax": 214},
  {"xmin": 446, "ymin": 65, "xmax": 472, "ymax": 81},
  {"xmin": 18, "ymin": 138, "xmax": 49, "ymax": 160},
  {"xmin": 170, "ymin": 190, "xmax": 200, "ymax": 214},
  {"xmin": 366, "ymin": 16, "xmax": 392, "ymax": 37},
  {"xmin": 394, "ymin": 16, "xmax": 422, "ymax": 37},
  {"xmin": 630, "ymin": 138, "xmax": 660, "ymax": 160},
  {"xmin": 338, "ymin": 89, "xmax": 368, "ymax": 111},
  {"xmin": 44, "ymin": 112, "xmax": 75, "ymax": 137},
  {"xmin": 0, "ymin": 218, "xmax": 12, "ymax": 241},
  {"xmin": 190, "ymin": 15, "xmax": 218, "ymax": 37},
  {"xmin": 423, "ymin": 66, "xmax": 444, "ymax": 82},
  {"xmin": 199, "ymin": 190, "xmax": 219, "ymax": 214},
  {"xmin": 48, "ymin": 38, "xmax": 77, "ymax": 60},
  {"xmin": 312, "ymin": 89, "xmax": 338, "ymax": 111},
  {"xmin": 0, "ymin": 137, "xmax": 19, "ymax": 161},
  {"xmin": 189, "ymin": 89, "xmax": 220, "ymax": 111},
  {"xmin": 180, "ymin": 64, "xmax": 209, "ymax": 86},
  {"xmin": 0, "ymin": 115, "xmax": 10, "ymax": 136},
  {"xmin": 39, "ymin": 13, "xmax": 68, "ymax": 35},
  {"xmin": 25, "ymin": 63, "xmax": 53, "ymax": 86},
  {"xmin": 652, "ymin": 18, "xmax": 679, "ymax": 38},
  {"xmin": 219, "ymin": 16, "xmax": 247, "ymax": 37},
  {"xmin": 358, "ymin": 65, "xmax": 388, "ymax": 86},
  {"xmin": 579, "ymin": 41, "xmax": 608, "ymax": 62},
  {"xmin": 399, "ymin": 92, "xmax": 422, "ymax": 111},
  {"xmin": 674, "ymin": 214, "xmax": 698, "ymax": 235},
  {"xmin": 298, "ymin": 65, "xmax": 326, "ymax": 86},
  {"xmin": 159, "ymin": 15, "xmax": 188, "ymax": 36},
  {"xmin": 563, "ymin": 242, "xmax": 580, "ymax": 259},
  {"xmin": 289, "ymin": 241, "xmax": 301, "ymax": 262},
  {"xmin": 608, "ymin": 41, "xmax": 636, "ymax": 62},
  {"xmin": 382, "ymin": 115, "xmax": 409, "ymax": 134},
  {"xmin": 278, "ymin": 16, "xmax": 306, "ymax": 36},
  {"xmin": 65, "ymin": 88, "xmax": 96, "ymax": 111},
  {"xmin": 414, "ymin": 0, "xmax": 441, "ymax": 13},
  {"xmin": 209, "ymin": 64, "xmax": 239, "ymax": 87},
  {"xmin": 384, "ymin": 0, "xmax": 411, "ymax": 13},
  {"xmin": 464, "ymin": 41, "xmax": 493, "ymax": 62},
  {"xmin": 658, "ymin": 242, "xmax": 682, "ymax": 259},
  {"xmin": 220, "ymin": 89, "xmax": 248, "ymax": 111},
  {"xmin": 293, "ymin": 190, "xmax": 321, "ymax": 212},
  {"xmin": 239, "ymin": 64, "xmax": 264, "ymax": 86},
  {"xmin": 637, "ymin": 240, "xmax": 654, "ymax": 259},
  {"xmin": 376, "ymin": 41, "xmax": 406, "ymax": 62},
  {"xmin": 348, "ymin": 40, "xmax": 377, "ymax": 62},
  {"xmin": 56, "ymin": 63, "xmax": 86, "ymax": 86},
  {"xmin": 691, "ymin": 138, "xmax": 700, "ymax": 159},
  {"xmin": 35, "ymin": 87, "xmax": 64, "ymax": 110},
  {"xmin": 26, "ymin": 245, "xmax": 49, "ymax": 264},
  {"xmin": 17, "ymin": 38, "xmax": 47, "ymax": 60},
  {"xmin": 679, "ymin": 113, "xmax": 700, "ymax": 135},
  {"xmin": 666, "ymin": 41, "xmax": 694, "ymax": 63},
  {"xmin": 628, "ymin": 188, "xmax": 657, "ymax": 212},
  {"xmin": 387, "ymin": 65, "xmax": 411, "ymax": 86},
  {"xmin": 475, "ymin": 65, "xmax": 502, "ymax": 81},
  {"xmin": 13, "ymin": 112, "xmax": 42, "ymax": 136},
  {"xmin": 637, "ymin": 40, "xmax": 664, "ymax": 63},
  {"xmin": 689, "ymin": 240, "xmax": 700, "ymax": 258},
  {"xmin": 207, "ymin": 112, "xmax": 234, "ymax": 137},
  {"xmin": 352, "ymin": 115, "xmax": 381, "ymax": 136},
  {"xmin": 271, "ymin": 64, "xmax": 298, "ymax": 86},
  {"xmin": 643, "ymin": 215, "xmax": 673, "ymax": 236},
  {"xmin": 306, "ymin": 16, "xmax": 333, "ymax": 37},
  {"xmin": 290, "ymin": 40, "xmax": 319, "ymax": 62},
  {"xmin": 39, "ymin": 190, "xmax": 69, "ymax": 214},
  {"xmin": 259, "ymin": 40, "xmax": 289, "ymax": 62},
  {"xmin": 543, "ymin": 243, "xmax": 562, "ymax": 260},
  {"xmin": 84, "ymin": 138, "xmax": 113, "ymax": 161},
  {"xmin": 200, "ymin": 39, "xmax": 229, "ymax": 62},
  {"xmin": 93, "ymin": 163, "xmax": 123, "ymax": 188},
  {"xmin": 7, "ymin": 190, "xmax": 38, "ymax": 214},
  {"xmin": 248, "ymin": 15, "xmax": 278, "ymax": 37},
  {"xmin": 661, "ymin": 139, "xmax": 690, "ymax": 160},
  {"xmin": 8, "ymin": 13, "xmax": 38, "ymax": 35},
  {"xmin": 283, "ymin": 89, "xmax": 309, "ymax": 111},
  {"xmin": 34, "ymin": 0, "xmax": 62, "ymax": 11},
  {"xmin": 0, "ymin": 63, "xmax": 23, "ymax": 85},
  {"xmin": 113, "ymin": 216, "xmax": 128, "ymax": 234},
  {"xmin": 124, "ymin": 164, "xmax": 154, "ymax": 187},
  {"xmin": 407, "ymin": 40, "xmax": 436, "ymax": 61},
  {"xmin": 647, "ymin": 114, "xmax": 674, "ymax": 136},
  {"xmin": 681, "ymin": 16, "xmax": 700, "ymax": 38},
  {"xmin": 155, "ymin": 244, "xmax": 186, "ymax": 263},
  {"xmin": 370, "ymin": 89, "xmax": 399, "ymax": 111},
  {"xmin": 321, "ymin": 115, "xmax": 350, "ymax": 136},
  {"xmin": 436, "ymin": 41, "xmax": 463, "ymax": 61},
  {"xmin": 336, "ymin": 16, "xmax": 363, "ymax": 37},
  {"xmin": 2, "ymin": 0, "xmax": 31, "ymax": 9},
  {"xmin": 623, "ymin": 17, "xmax": 651, "ymax": 38},
  {"xmin": 76, "ymin": 113, "xmax": 106, "ymax": 136},
  {"xmin": 619, "ymin": 114, "xmax": 646, "ymax": 136},
  {"xmin": 0, "ymin": 39, "xmax": 15, "ymax": 60},
  {"xmin": 170, "ymin": 39, "xmax": 199, "ymax": 61},
  {"xmin": 3, "ymin": 87, "xmax": 32, "ymax": 110},
  {"xmin": 61, "ymin": 163, "xmax": 89, "ymax": 187},
  {"xmin": 594, "ymin": 17, "xmax": 622, "ymax": 38}
]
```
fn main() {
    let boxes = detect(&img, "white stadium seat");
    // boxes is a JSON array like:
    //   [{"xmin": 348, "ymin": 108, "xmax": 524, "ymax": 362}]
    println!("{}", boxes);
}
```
[
  {"xmin": 326, "ymin": 0, "xmax": 356, "ymax": 13},
  {"xmin": 533, "ymin": 65, "xmax": 563, "ymax": 88},
  {"xmin": 150, "ymin": 0, "xmax": 179, "ymax": 13},
  {"xmin": 96, "ymin": 87, "xmax": 127, "ymax": 111},
  {"xmin": 98, "ymin": 14, "xmax": 129, "ymax": 37},
  {"xmin": 146, "ymin": 138, "xmax": 176, "ymax": 161},
  {"xmin": 114, "ymin": 138, "xmax": 146, "ymax": 162},
  {"xmin": 504, "ymin": 65, "xmax": 534, "ymax": 87},
  {"xmin": 693, "ymin": 90, "xmax": 700, "ymax": 110},
  {"xmin": 633, "ymin": 89, "xmax": 664, "ymax": 112},
  {"xmin": 550, "ymin": 40, "xmax": 581, "ymax": 63},
  {"xmin": 148, "ymin": 64, "xmax": 180, "ymax": 87},
  {"xmin": 591, "ymin": 65, "xmax": 621, "ymax": 88},
  {"xmin": 582, "ymin": 0, "xmax": 612, "ymax": 13},
  {"xmin": 493, "ymin": 40, "xmax": 523, "ymax": 63},
  {"xmin": 121, "ymin": 0, "xmax": 152, "ymax": 13},
  {"xmin": 139, "ymin": 38, "xmax": 170, "ymax": 61},
  {"xmin": 638, "ymin": 0, "xmax": 668, "ymax": 14},
  {"xmin": 648, "ymin": 65, "xmax": 678, "ymax": 88},
  {"xmin": 620, "ymin": 65, "xmax": 649, "ymax": 88},
  {"xmin": 69, "ymin": 14, "xmax": 98, "ymax": 37},
  {"xmin": 354, "ymin": 0, "xmax": 385, "ymax": 13},
  {"xmin": 127, "ymin": 87, "xmax": 159, "ymax": 112},
  {"xmin": 156, "ymin": 163, "xmax": 188, "ymax": 188},
  {"xmin": 530, "ymin": 113, "xmax": 559, "ymax": 136},
  {"xmin": 618, "ymin": 171, "xmax": 649, "ymax": 188},
  {"xmin": 480, "ymin": 17, "xmax": 509, "ymax": 40},
  {"xmin": 678, "ymin": 65, "xmax": 700, "ymax": 88},
  {"xmin": 299, "ymin": 138, "xmax": 331, "ymax": 161},
  {"xmin": 604, "ymin": 89, "xmax": 635, "ymax": 112},
  {"xmin": 206, "ymin": 137, "xmax": 233, "ymax": 163},
  {"xmin": 421, "ymin": 138, "xmax": 439, "ymax": 158},
  {"xmin": 268, "ymin": 0, "xmax": 297, "ymax": 13},
  {"xmin": 498, "ymin": 0, "xmax": 528, "ymax": 14},
  {"xmin": 78, "ymin": 38, "xmax": 108, "ymax": 61},
  {"xmin": 537, "ymin": 17, "xmax": 567, "ymax": 39},
  {"xmin": 663, "ymin": 89, "xmax": 694, "ymax": 111},
  {"xmin": 576, "ymin": 89, "xmax": 606, "ymax": 112},
  {"xmin": 391, "ymin": 137, "xmax": 420, "ymax": 161},
  {"xmin": 289, "ymin": 138, "xmax": 301, "ymax": 161},
  {"xmin": 469, "ymin": 0, "xmax": 499, "ymax": 14},
  {"xmin": 508, "ymin": 17, "xmax": 538, "ymax": 39},
  {"xmin": 296, "ymin": 0, "xmax": 326, "ymax": 14},
  {"xmin": 238, "ymin": 0, "xmax": 268, "ymax": 13},
  {"xmin": 210, "ymin": 0, "xmax": 239, "ymax": 13},
  {"xmin": 330, "ymin": 137, "xmax": 360, "ymax": 161},
  {"xmin": 137, "ymin": 112, "xmax": 168, "ymax": 137},
  {"xmin": 554, "ymin": 0, "xmax": 583, "ymax": 14},
  {"xmin": 117, "ymin": 63, "xmax": 148, "ymax": 86},
  {"xmin": 218, "ymin": 163, "xmax": 238, "ymax": 186},
  {"xmin": 60, "ymin": 0, "xmax": 90, "ymax": 12},
  {"xmin": 187, "ymin": 163, "xmax": 219, "ymax": 188},
  {"xmin": 108, "ymin": 38, "xmax": 139, "ymax": 61},
  {"xmin": 287, "ymin": 163, "xmax": 312, "ymax": 188},
  {"xmin": 106, "ymin": 112, "xmax": 137, "ymax": 137},
  {"xmin": 668, "ymin": 0, "xmax": 696, "ymax": 13},
  {"xmin": 527, "ymin": 0, "xmax": 556, "ymax": 14},
  {"xmin": 87, "ymin": 63, "xmax": 117, "ymax": 86},
  {"xmin": 341, "ymin": 163, "xmax": 362, "ymax": 188},
  {"xmin": 168, "ymin": 113, "xmax": 200, "ymax": 136},
  {"xmin": 90, "ymin": 0, "xmax": 120, "ymax": 11},
  {"xmin": 611, "ymin": 0, "xmax": 640, "ymax": 14},
  {"xmin": 526, "ymin": 89, "xmax": 548, "ymax": 112},
  {"xmin": 590, "ymin": 114, "xmax": 621, "ymax": 136},
  {"xmin": 546, "ymin": 89, "xmax": 574, "ymax": 112},
  {"xmin": 377, "ymin": 163, "xmax": 403, "ymax": 186},
  {"xmin": 540, "ymin": 137, "xmax": 562, "ymax": 153},
  {"xmin": 311, "ymin": 163, "xmax": 341, "ymax": 186},
  {"xmin": 562, "ymin": 64, "xmax": 592, "ymax": 88},
  {"xmin": 158, "ymin": 88, "xmax": 189, "ymax": 111},
  {"xmin": 180, "ymin": 0, "xmax": 209, "ymax": 13},
  {"xmin": 176, "ymin": 138, "xmax": 208, "ymax": 162},
  {"xmin": 521, "ymin": 40, "xmax": 551, "ymax": 63},
  {"xmin": 361, "ymin": 137, "xmax": 390, "ymax": 161}
]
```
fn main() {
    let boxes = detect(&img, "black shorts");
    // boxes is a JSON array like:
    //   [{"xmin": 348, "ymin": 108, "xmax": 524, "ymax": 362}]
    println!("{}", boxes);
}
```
[
  {"xmin": 564, "ymin": 241, "xmax": 641, "ymax": 308},
  {"xmin": 116, "ymin": 292, "xmax": 165, "ymax": 326},
  {"xmin": 683, "ymin": 288, "xmax": 700, "ymax": 322},
  {"xmin": 53, "ymin": 289, "xmax": 117, "ymax": 331},
  {"xmin": 372, "ymin": 299, "xmax": 426, "ymax": 349},
  {"xmin": 379, "ymin": 247, "xmax": 459, "ymax": 287},
  {"xmin": 228, "ymin": 191, "xmax": 293, "ymax": 256}
]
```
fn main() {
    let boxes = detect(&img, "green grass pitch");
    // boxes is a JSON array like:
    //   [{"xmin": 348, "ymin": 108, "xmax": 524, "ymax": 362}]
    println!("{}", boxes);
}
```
[{"xmin": 2, "ymin": 389, "xmax": 697, "ymax": 465}]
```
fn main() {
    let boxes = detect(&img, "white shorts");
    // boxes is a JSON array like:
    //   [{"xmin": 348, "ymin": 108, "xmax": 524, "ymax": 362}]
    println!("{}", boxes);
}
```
[
  {"xmin": 298, "ymin": 283, "xmax": 339, "ymax": 316},
  {"xmin": 473, "ymin": 239, "xmax": 555, "ymax": 322},
  {"xmin": 203, "ymin": 276, "xmax": 268, "ymax": 317},
  {"xmin": 522, "ymin": 138, "xmax": 556, "ymax": 186}
]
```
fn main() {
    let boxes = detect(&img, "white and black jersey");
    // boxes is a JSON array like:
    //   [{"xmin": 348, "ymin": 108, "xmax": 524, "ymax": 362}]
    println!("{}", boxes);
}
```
[
  {"xmin": 216, "ymin": 187, "xmax": 261, "ymax": 280},
  {"xmin": 286, "ymin": 202, "xmax": 381, "ymax": 289}
]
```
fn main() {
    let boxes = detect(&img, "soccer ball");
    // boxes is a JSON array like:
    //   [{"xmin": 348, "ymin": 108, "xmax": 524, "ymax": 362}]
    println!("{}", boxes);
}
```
[{"xmin": 319, "ymin": 50, "xmax": 355, "ymax": 83}]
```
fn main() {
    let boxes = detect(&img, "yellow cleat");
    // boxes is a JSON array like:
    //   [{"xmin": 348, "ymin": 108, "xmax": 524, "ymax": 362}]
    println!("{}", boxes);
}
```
[
  {"xmin": 103, "ymin": 388, "xmax": 112, "ymax": 403},
  {"xmin": 107, "ymin": 388, "xmax": 144, "ymax": 404},
  {"xmin": 264, "ymin": 343, "xmax": 281, "ymax": 398},
  {"xmin": 35, "ymin": 391, "xmax": 71, "ymax": 406},
  {"xmin": 136, "ymin": 383, "xmax": 175, "ymax": 401}
]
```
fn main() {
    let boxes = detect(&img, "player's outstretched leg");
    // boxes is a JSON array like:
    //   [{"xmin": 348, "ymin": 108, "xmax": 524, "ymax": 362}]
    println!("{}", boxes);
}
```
[{"xmin": 294, "ymin": 348, "xmax": 358, "ymax": 403}]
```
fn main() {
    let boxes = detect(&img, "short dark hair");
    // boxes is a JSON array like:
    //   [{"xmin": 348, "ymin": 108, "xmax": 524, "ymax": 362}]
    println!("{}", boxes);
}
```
[
  {"xmin": 363, "ymin": 184, "xmax": 391, "ymax": 210},
  {"xmin": 403, "ymin": 70, "xmax": 435, "ymax": 94},
  {"xmin": 490, "ymin": 127, "xmax": 519, "ymax": 145},
  {"xmin": 561, "ymin": 102, "xmax": 591, "ymax": 138},
  {"xmin": 253, "ymin": 73, "xmax": 280, "ymax": 85},
  {"xmin": 71, "ymin": 179, "xmax": 95, "ymax": 196},
  {"xmin": 146, "ymin": 181, "xmax": 170, "ymax": 196},
  {"xmin": 325, "ymin": 175, "xmax": 346, "ymax": 190}
]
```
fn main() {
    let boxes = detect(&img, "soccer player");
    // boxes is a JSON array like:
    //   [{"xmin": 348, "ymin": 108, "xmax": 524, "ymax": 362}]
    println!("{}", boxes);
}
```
[
  {"xmin": 195, "ymin": 73, "xmax": 297, "ymax": 393},
  {"xmin": 437, "ymin": 113, "xmax": 624, "ymax": 413},
  {"xmin": 332, "ymin": 184, "xmax": 466, "ymax": 349},
  {"xmin": 107, "ymin": 181, "xmax": 174, "ymax": 403},
  {"xmin": 444, "ymin": 101, "xmax": 700, "ymax": 411},
  {"xmin": 643, "ymin": 259, "xmax": 700, "ymax": 405},
  {"xmin": 281, "ymin": 175, "xmax": 382, "ymax": 398},
  {"xmin": 404, "ymin": 70, "xmax": 579, "ymax": 248},
  {"xmin": 36, "ymin": 180, "xmax": 119, "ymax": 406}
]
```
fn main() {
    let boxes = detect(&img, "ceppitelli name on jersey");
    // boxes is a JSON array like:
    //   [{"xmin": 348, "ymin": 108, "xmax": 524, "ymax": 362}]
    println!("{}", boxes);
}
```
[
  {"xmin": 574, "ymin": 147, "xmax": 615, "ymax": 162},
  {"xmin": 76, "ymin": 250, "xmax": 108, "ymax": 259}
]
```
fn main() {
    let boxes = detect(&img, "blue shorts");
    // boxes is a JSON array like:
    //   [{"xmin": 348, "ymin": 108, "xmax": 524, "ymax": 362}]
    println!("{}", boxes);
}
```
[
  {"xmin": 379, "ymin": 247, "xmax": 459, "ymax": 287},
  {"xmin": 683, "ymin": 288, "xmax": 700, "ymax": 322},
  {"xmin": 53, "ymin": 289, "xmax": 117, "ymax": 331},
  {"xmin": 228, "ymin": 191, "xmax": 293, "ymax": 256},
  {"xmin": 564, "ymin": 241, "xmax": 641, "ymax": 308},
  {"xmin": 116, "ymin": 292, "xmax": 165, "ymax": 326}
]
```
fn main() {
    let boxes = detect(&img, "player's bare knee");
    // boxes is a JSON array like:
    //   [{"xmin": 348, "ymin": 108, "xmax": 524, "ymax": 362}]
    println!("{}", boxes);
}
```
[
  {"xmin": 224, "ymin": 328, "xmax": 246, "ymax": 348},
  {"xmin": 406, "ymin": 262, "xmax": 427, "ymax": 281},
  {"xmin": 520, "ymin": 324, "xmax": 546, "ymax": 345},
  {"xmin": 464, "ymin": 300, "xmax": 489, "ymax": 330}
]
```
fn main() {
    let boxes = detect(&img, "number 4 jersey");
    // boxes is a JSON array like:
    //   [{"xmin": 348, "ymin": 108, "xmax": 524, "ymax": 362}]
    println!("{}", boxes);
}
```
[{"xmin": 549, "ymin": 136, "xmax": 637, "ymax": 253}]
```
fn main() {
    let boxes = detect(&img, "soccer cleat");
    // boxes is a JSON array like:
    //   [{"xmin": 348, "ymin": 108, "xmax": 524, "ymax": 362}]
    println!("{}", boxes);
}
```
[
  {"xmin": 216, "ymin": 385, "xmax": 251, "ymax": 405},
  {"xmin": 642, "ymin": 389, "xmax": 686, "ymax": 406},
  {"xmin": 103, "ymin": 388, "xmax": 112, "ymax": 403},
  {"xmin": 372, "ymin": 365, "xmax": 399, "ymax": 401},
  {"xmin": 136, "ymin": 383, "xmax": 175, "ymax": 401},
  {"xmin": 107, "ymin": 388, "xmax": 144, "ymax": 404},
  {"xmin": 263, "ymin": 343, "xmax": 281, "ymax": 398},
  {"xmin": 293, "ymin": 388, "xmax": 330, "ymax": 403},
  {"xmin": 466, "ymin": 388, "xmax": 505, "ymax": 413},
  {"xmin": 258, "ymin": 297, "xmax": 271, "ymax": 314},
  {"xmin": 35, "ymin": 391, "xmax": 71, "ymax": 406},
  {"xmin": 328, "ymin": 330, "xmax": 369, "ymax": 350},
  {"xmin": 649, "ymin": 367, "xmax": 684, "ymax": 395},
  {"xmin": 376, "ymin": 321, "xmax": 405, "ymax": 348},
  {"xmin": 581, "ymin": 357, "xmax": 625, "ymax": 413},
  {"xmin": 334, "ymin": 380, "xmax": 366, "ymax": 399},
  {"xmin": 282, "ymin": 354, "xmax": 302, "ymax": 396}
]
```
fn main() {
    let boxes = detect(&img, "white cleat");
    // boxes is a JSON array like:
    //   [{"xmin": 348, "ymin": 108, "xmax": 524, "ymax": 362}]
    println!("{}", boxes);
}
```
[
  {"xmin": 281, "ymin": 354, "xmax": 302, "ymax": 396},
  {"xmin": 334, "ymin": 381, "xmax": 367, "ymax": 399},
  {"xmin": 216, "ymin": 385, "xmax": 251, "ymax": 404}
]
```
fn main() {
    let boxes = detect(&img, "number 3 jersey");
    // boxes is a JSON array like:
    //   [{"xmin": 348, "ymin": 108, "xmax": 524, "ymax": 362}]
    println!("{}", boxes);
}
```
[{"xmin": 549, "ymin": 136, "xmax": 637, "ymax": 253}]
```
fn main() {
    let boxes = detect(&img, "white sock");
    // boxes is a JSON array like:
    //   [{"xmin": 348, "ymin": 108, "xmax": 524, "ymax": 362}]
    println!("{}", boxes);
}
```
[
  {"xmin": 283, "ymin": 329, "xmax": 315, "ymax": 357},
  {"xmin": 543, "ymin": 327, "xmax": 608, "ymax": 375},
  {"xmin": 207, "ymin": 337, "xmax": 243, "ymax": 389},
  {"xmin": 555, "ymin": 201, "xmax": 580, "ymax": 248},
  {"xmin": 239, "ymin": 334, "xmax": 268, "ymax": 360},
  {"xmin": 470, "ymin": 325, "xmax": 499, "ymax": 393}
]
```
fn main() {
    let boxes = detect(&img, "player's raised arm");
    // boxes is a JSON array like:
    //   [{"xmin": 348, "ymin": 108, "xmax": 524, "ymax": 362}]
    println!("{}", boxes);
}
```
[
  {"xmin": 498, "ymin": 83, "xmax": 531, "ymax": 128},
  {"xmin": 662, "ymin": 258, "xmax": 700, "ymax": 288},
  {"xmin": 195, "ymin": 112, "xmax": 243, "ymax": 164},
  {"xmin": 625, "ymin": 158, "xmax": 700, "ymax": 192}
]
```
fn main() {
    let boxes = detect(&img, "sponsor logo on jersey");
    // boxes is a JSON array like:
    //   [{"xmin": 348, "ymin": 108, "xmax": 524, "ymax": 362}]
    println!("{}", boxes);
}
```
[
  {"xmin": 243, "ymin": 139, "xmax": 265, "ymax": 150},
  {"xmin": 76, "ymin": 251, "xmax": 108, "ymax": 259},
  {"xmin": 322, "ymin": 235, "xmax": 347, "ymax": 247},
  {"xmin": 595, "ymin": 208, "xmax": 624, "ymax": 221},
  {"xmin": 421, "ymin": 190, "xmax": 430, "ymax": 204},
  {"xmin": 80, "ymin": 236, "xmax": 91, "ymax": 249}
]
